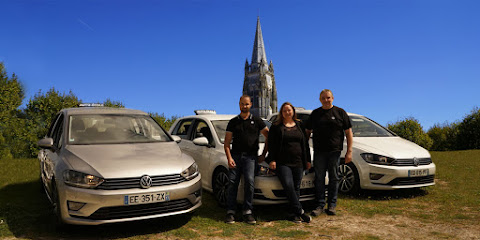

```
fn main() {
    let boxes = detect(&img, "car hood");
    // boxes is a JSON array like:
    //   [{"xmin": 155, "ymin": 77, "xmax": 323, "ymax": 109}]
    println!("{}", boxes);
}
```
[
  {"xmin": 353, "ymin": 137, "xmax": 430, "ymax": 159},
  {"xmin": 64, "ymin": 142, "xmax": 194, "ymax": 178}
]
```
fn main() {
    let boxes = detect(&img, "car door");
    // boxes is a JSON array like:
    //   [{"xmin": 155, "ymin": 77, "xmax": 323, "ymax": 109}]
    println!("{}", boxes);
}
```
[
  {"xmin": 186, "ymin": 120, "xmax": 214, "ymax": 187},
  {"xmin": 40, "ymin": 113, "xmax": 65, "ymax": 198}
]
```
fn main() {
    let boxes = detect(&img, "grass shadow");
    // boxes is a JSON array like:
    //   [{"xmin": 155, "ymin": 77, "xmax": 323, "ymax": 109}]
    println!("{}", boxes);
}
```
[
  {"xmin": 0, "ymin": 180, "xmax": 192, "ymax": 239},
  {"xmin": 340, "ymin": 187, "xmax": 430, "ymax": 201}
]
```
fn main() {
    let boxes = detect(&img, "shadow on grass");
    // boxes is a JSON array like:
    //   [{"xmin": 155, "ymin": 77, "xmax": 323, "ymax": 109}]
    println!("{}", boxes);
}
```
[
  {"xmin": 340, "ymin": 187, "xmax": 430, "ymax": 201},
  {"xmin": 0, "ymin": 180, "xmax": 192, "ymax": 239}
]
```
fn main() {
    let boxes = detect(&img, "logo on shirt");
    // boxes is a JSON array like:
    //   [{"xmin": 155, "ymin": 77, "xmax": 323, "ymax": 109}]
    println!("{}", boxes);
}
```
[
  {"xmin": 331, "ymin": 116, "xmax": 336, "ymax": 120},
  {"xmin": 251, "ymin": 121, "xmax": 254, "ymax": 124}
]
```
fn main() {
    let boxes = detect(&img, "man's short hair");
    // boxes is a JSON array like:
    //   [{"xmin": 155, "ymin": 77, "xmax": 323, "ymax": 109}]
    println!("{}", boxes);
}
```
[
  {"xmin": 320, "ymin": 89, "xmax": 333, "ymax": 97},
  {"xmin": 239, "ymin": 95, "xmax": 252, "ymax": 102}
]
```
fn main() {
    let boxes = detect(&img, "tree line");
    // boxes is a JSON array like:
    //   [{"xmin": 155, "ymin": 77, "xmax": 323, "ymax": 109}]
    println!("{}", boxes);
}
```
[
  {"xmin": 0, "ymin": 63, "xmax": 177, "ymax": 159},
  {"xmin": 1, "ymin": 63, "xmax": 479, "ymax": 159}
]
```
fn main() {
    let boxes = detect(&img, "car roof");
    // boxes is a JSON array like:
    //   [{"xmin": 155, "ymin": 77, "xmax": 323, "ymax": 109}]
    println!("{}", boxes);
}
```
[
  {"xmin": 267, "ymin": 109, "xmax": 362, "ymax": 119},
  {"xmin": 60, "ymin": 107, "xmax": 148, "ymax": 116},
  {"xmin": 178, "ymin": 113, "xmax": 238, "ymax": 122}
]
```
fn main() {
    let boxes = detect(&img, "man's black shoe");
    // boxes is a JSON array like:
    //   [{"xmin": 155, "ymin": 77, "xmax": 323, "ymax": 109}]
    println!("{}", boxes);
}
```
[
  {"xmin": 243, "ymin": 214, "xmax": 256, "ymax": 224},
  {"xmin": 311, "ymin": 207, "xmax": 324, "ymax": 216},
  {"xmin": 289, "ymin": 215, "xmax": 301, "ymax": 224},
  {"xmin": 300, "ymin": 213, "xmax": 312, "ymax": 223},
  {"xmin": 326, "ymin": 206, "xmax": 336, "ymax": 215},
  {"xmin": 225, "ymin": 213, "xmax": 235, "ymax": 224}
]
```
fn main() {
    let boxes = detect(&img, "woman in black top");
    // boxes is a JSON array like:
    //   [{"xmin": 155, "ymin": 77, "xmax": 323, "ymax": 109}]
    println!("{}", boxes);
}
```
[{"xmin": 267, "ymin": 102, "xmax": 312, "ymax": 223}]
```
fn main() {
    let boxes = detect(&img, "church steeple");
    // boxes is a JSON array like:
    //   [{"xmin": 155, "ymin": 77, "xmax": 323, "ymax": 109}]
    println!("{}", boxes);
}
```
[
  {"xmin": 251, "ymin": 17, "xmax": 268, "ymax": 72},
  {"xmin": 243, "ymin": 17, "xmax": 278, "ymax": 118}
]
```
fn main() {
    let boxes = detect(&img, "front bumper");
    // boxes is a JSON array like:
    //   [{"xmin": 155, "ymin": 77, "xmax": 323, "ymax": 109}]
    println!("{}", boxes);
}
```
[
  {"xmin": 57, "ymin": 174, "xmax": 202, "ymax": 225},
  {"xmin": 360, "ymin": 163, "xmax": 436, "ymax": 190},
  {"xmin": 236, "ymin": 173, "xmax": 316, "ymax": 205}
]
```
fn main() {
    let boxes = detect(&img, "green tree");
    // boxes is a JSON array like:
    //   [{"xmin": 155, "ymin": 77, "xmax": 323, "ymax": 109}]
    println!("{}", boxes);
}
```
[
  {"xmin": 0, "ymin": 62, "xmax": 25, "ymax": 159},
  {"xmin": 387, "ymin": 117, "xmax": 433, "ymax": 150},
  {"xmin": 455, "ymin": 107, "xmax": 480, "ymax": 150},
  {"xmin": 427, "ymin": 122, "xmax": 459, "ymax": 151},
  {"xmin": 24, "ymin": 88, "xmax": 80, "ymax": 157},
  {"xmin": 103, "ymin": 98, "xmax": 125, "ymax": 108},
  {"xmin": 149, "ymin": 112, "xmax": 178, "ymax": 131}
]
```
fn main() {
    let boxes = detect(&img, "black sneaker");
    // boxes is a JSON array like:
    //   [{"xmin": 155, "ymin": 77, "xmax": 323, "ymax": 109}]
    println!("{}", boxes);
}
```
[
  {"xmin": 243, "ymin": 214, "xmax": 256, "ymax": 224},
  {"xmin": 326, "ymin": 206, "xmax": 336, "ymax": 215},
  {"xmin": 311, "ymin": 207, "xmax": 324, "ymax": 216},
  {"xmin": 225, "ymin": 213, "xmax": 235, "ymax": 224},
  {"xmin": 300, "ymin": 213, "xmax": 312, "ymax": 223},
  {"xmin": 289, "ymin": 215, "xmax": 301, "ymax": 224}
]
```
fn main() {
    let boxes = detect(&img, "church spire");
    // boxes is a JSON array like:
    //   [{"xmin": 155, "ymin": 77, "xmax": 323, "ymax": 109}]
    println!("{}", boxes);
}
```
[{"xmin": 251, "ymin": 17, "xmax": 268, "ymax": 71}]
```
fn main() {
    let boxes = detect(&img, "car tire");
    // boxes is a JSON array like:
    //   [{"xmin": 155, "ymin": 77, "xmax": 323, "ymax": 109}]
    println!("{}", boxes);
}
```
[
  {"xmin": 338, "ymin": 162, "xmax": 360, "ymax": 194},
  {"xmin": 212, "ymin": 168, "xmax": 229, "ymax": 207}
]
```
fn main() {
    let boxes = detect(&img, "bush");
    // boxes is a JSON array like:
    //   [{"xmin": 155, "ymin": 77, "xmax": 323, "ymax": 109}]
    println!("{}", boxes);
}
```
[
  {"xmin": 455, "ymin": 107, "xmax": 480, "ymax": 150},
  {"xmin": 387, "ymin": 117, "xmax": 433, "ymax": 150},
  {"xmin": 427, "ymin": 122, "xmax": 459, "ymax": 151}
]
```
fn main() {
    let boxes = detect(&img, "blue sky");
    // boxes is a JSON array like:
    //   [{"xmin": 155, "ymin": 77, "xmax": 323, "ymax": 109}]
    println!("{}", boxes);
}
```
[{"xmin": 1, "ymin": 0, "xmax": 479, "ymax": 130}]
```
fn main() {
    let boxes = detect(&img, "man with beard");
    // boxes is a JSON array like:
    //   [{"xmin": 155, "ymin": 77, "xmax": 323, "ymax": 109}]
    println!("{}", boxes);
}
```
[{"xmin": 224, "ymin": 95, "xmax": 269, "ymax": 224}]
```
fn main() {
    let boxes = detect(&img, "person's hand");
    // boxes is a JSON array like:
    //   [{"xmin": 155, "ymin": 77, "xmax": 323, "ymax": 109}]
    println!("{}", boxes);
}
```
[
  {"xmin": 345, "ymin": 151, "xmax": 352, "ymax": 164},
  {"xmin": 306, "ymin": 162, "xmax": 311, "ymax": 170},
  {"xmin": 269, "ymin": 161, "xmax": 276, "ymax": 170},
  {"xmin": 258, "ymin": 154, "xmax": 265, "ymax": 163},
  {"xmin": 228, "ymin": 158, "xmax": 236, "ymax": 169}
]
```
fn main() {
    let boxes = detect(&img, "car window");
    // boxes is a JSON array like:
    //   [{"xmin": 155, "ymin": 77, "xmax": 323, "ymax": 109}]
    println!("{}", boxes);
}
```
[
  {"xmin": 172, "ymin": 119, "xmax": 193, "ymax": 139},
  {"xmin": 52, "ymin": 114, "xmax": 64, "ymax": 149},
  {"xmin": 193, "ymin": 120, "xmax": 214, "ymax": 144},
  {"xmin": 68, "ymin": 114, "xmax": 171, "ymax": 144},
  {"xmin": 350, "ymin": 116, "xmax": 393, "ymax": 137},
  {"xmin": 211, "ymin": 120, "xmax": 270, "ymax": 144}
]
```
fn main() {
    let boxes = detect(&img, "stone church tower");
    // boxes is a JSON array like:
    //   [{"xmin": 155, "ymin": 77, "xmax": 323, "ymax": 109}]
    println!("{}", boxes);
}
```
[{"xmin": 243, "ymin": 17, "xmax": 278, "ymax": 118}]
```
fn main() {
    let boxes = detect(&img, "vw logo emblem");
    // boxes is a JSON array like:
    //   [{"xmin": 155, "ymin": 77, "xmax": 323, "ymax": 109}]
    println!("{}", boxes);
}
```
[
  {"xmin": 413, "ymin": 157, "xmax": 420, "ymax": 166},
  {"xmin": 140, "ymin": 175, "xmax": 152, "ymax": 189}
]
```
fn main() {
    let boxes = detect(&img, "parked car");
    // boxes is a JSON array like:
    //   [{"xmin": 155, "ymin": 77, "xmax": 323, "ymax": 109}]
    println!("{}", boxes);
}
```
[
  {"xmin": 37, "ymin": 106, "xmax": 201, "ymax": 225},
  {"xmin": 267, "ymin": 108, "xmax": 436, "ymax": 194},
  {"xmin": 169, "ymin": 110, "xmax": 316, "ymax": 205}
]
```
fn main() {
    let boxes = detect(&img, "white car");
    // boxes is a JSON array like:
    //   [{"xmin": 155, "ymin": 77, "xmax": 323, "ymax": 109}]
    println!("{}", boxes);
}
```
[
  {"xmin": 169, "ymin": 110, "xmax": 316, "ymax": 205},
  {"xmin": 267, "ymin": 109, "xmax": 436, "ymax": 194},
  {"xmin": 38, "ymin": 107, "xmax": 202, "ymax": 225}
]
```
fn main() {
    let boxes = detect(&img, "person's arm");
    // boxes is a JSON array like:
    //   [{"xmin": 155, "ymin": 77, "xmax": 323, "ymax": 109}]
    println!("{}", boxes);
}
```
[
  {"xmin": 258, "ymin": 127, "xmax": 269, "ymax": 163},
  {"xmin": 224, "ymin": 131, "xmax": 236, "ymax": 168},
  {"xmin": 344, "ymin": 128, "xmax": 353, "ymax": 163}
]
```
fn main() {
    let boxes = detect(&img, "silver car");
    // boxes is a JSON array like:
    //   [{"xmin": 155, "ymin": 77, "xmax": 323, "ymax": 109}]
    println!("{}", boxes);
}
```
[
  {"xmin": 169, "ymin": 110, "xmax": 316, "ymax": 205},
  {"xmin": 38, "ymin": 107, "xmax": 201, "ymax": 225}
]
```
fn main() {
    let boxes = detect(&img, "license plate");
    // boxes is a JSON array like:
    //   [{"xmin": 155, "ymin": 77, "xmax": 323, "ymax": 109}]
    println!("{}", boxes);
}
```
[
  {"xmin": 124, "ymin": 192, "xmax": 170, "ymax": 205},
  {"xmin": 301, "ymin": 179, "xmax": 314, "ymax": 188},
  {"xmin": 408, "ymin": 169, "xmax": 429, "ymax": 177}
]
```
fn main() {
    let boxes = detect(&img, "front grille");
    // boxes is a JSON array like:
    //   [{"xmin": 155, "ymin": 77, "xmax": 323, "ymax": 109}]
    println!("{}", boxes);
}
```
[
  {"xmin": 386, "ymin": 175, "xmax": 435, "ymax": 186},
  {"xmin": 272, "ymin": 188, "xmax": 316, "ymax": 198},
  {"xmin": 97, "ymin": 174, "xmax": 186, "ymax": 190},
  {"xmin": 77, "ymin": 199, "xmax": 193, "ymax": 220},
  {"xmin": 390, "ymin": 158, "xmax": 432, "ymax": 166}
]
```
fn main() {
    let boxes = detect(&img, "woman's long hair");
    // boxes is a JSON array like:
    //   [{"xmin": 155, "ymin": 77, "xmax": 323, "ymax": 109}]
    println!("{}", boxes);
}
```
[{"xmin": 275, "ymin": 102, "xmax": 298, "ymax": 125}]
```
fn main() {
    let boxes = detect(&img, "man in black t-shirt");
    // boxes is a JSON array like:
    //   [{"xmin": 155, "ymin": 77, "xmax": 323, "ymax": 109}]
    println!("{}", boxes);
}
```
[
  {"xmin": 224, "ymin": 95, "xmax": 269, "ymax": 224},
  {"xmin": 306, "ymin": 89, "xmax": 353, "ymax": 216}
]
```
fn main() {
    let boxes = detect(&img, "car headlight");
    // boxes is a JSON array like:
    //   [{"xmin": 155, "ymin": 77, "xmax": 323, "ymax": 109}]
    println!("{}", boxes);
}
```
[
  {"xmin": 181, "ymin": 163, "xmax": 199, "ymax": 180},
  {"xmin": 63, "ymin": 170, "xmax": 104, "ymax": 188},
  {"xmin": 257, "ymin": 165, "xmax": 276, "ymax": 177},
  {"xmin": 361, "ymin": 153, "xmax": 395, "ymax": 165}
]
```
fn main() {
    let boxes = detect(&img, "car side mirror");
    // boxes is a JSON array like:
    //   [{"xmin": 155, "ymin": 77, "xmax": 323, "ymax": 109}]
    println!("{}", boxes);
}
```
[
  {"xmin": 193, "ymin": 137, "xmax": 209, "ymax": 147},
  {"xmin": 171, "ymin": 135, "xmax": 182, "ymax": 143},
  {"xmin": 38, "ymin": 138, "xmax": 54, "ymax": 149}
]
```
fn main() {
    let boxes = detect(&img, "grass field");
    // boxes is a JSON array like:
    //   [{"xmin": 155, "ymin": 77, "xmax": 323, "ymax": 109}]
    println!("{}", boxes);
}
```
[{"xmin": 1, "ymin": 150, "xmax": 479, "ymax": 239}]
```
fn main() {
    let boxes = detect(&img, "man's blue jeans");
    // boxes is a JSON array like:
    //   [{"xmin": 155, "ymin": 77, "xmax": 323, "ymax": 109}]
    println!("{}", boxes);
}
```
[
  {"xmin": 313, "ymin": 151, "xmax": 341, "ymax": 209},
  {"xmin": 276, "ymin": 164, "xmax": 304, "ymax": 216},
  {"xmin": 226, "ymin": 153, "xmax": 256, "ymax": 215}
]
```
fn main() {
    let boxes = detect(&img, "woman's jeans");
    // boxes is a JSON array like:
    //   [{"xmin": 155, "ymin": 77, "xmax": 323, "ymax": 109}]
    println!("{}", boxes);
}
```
[
  {"xmin": 276, "ymin": 164, "xmax": 304, "ymax": 216},
  {"xmin": 226, "ymin": 153, "xmax": 256, "ymax": 215},
  {"xmin": 313, "ymin": 151, "xmax": 341, "ymax": 209}
]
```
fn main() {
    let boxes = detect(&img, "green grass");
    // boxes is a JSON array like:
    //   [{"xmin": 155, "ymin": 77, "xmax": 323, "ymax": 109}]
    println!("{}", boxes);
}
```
[{"xmin": 1, "ymin": 150, "xmax": 479, "ymax": 239}]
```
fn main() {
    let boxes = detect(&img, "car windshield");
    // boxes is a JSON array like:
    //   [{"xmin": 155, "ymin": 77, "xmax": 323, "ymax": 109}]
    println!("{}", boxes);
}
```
[
  {"xmin": 294, "ymin": 113, "xmax": 393, "ymax": 137},
  {"xmin": 68, "ymin": 114, "xmax": 171, "ymax": 144},
  {"xmin": 211, "ymin": 120, "xmax": 270, "ymax": 144},
  {"xmin": 349, "ymin": 116, "xmax": 393, "ymax": 137}
]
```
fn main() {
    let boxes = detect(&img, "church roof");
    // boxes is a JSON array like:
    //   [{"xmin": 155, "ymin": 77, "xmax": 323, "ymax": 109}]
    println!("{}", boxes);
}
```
[{"xmin": 251, "ymin": 17, "xmax": 268, "ymax": 66}]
